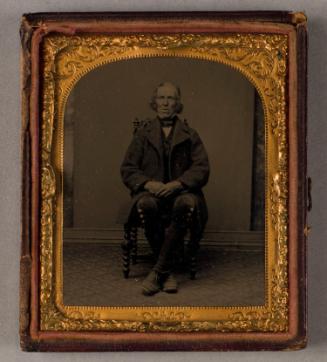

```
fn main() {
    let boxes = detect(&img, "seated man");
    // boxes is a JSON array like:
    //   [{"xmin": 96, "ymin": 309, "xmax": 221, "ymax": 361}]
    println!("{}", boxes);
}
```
[{"xmin": 120, "ymin": 81, "xmax": 210, "ymax": 296}]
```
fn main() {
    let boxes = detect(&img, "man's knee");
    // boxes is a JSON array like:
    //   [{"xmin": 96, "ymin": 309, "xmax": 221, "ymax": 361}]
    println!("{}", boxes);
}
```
[
  {"xmin": 172, "ymin": 194, "xmax": 196, "ymax": 225},
  {"xmin": 136, "ymin": 195, "xmax": 159, "ymax": 217},
  {"xmin": 173, "ymin": 194, "xmax": 196, "ymax": 211}
]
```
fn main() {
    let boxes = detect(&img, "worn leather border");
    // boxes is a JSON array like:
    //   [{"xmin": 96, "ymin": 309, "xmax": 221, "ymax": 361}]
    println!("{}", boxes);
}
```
[{"xmin": 20, "ymin": 11, "xmax": 307, "ymax": 351}]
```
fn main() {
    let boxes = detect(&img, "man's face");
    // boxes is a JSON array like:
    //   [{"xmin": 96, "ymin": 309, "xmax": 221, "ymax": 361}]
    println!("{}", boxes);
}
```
[{"xmin": 155, "ymin": 84, "xmax": 178, "ymax": 119}]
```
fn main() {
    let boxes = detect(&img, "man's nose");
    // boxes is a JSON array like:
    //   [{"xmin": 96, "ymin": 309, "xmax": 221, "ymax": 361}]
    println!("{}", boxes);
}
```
[{"xmin": 162, "ymin": 97, "xmax": 168, "ymax": 105}]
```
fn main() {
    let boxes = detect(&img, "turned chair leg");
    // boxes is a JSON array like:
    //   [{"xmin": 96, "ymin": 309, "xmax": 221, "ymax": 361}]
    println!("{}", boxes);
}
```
[
  {"xmin": 189, "ymin": 230, "xmax": 201, "ymax": 280},
  {"xmin": 122, "ymin": 224, "xmax": 133, "ymax": 278},
  {"xmin": 190, "ymin": 253, "xmax": 197, "ymax": 280},
  {"xmin": 131, "ymin": 227, "xmax": 138, "ymax": 265}
]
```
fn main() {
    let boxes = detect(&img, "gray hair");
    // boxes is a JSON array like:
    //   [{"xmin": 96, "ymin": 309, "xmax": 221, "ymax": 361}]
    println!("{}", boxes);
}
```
[{"xmin": 149, "ymin": 82, "xmax": 184, "ymax": 114}]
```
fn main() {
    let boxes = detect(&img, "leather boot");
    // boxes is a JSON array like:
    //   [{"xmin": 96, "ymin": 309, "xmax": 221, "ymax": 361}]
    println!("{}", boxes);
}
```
[
  {"xmin": 162, "ymin": 273, "xmax": 178, "ymax": 293},
  {"xmin": 141, "ymin": 270, "xmax": 163, "ymax": 296}
]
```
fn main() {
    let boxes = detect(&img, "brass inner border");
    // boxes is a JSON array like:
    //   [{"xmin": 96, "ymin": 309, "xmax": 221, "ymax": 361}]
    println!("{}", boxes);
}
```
[{"xmin": 40, "ymin": 33, "xmax": 288, "ymax": 332}]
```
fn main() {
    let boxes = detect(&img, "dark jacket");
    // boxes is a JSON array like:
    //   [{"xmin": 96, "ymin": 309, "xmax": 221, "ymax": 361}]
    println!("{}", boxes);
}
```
[{"xmin": 120, "ymin": 117, "xmax": 210, "ymax": 227}]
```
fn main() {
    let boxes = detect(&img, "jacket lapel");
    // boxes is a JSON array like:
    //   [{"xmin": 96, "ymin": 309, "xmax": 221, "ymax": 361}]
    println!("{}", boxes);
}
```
[
  {"xmin": 170, "ymin": 118, "xmax": 191, "ymax": 149},
  {"xmin": 144, "ymin": 118, "xmax": 162, "ymax": 157}
]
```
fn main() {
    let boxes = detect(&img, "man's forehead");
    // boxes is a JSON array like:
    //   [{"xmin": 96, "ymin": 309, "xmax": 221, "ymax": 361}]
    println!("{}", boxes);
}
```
[{"xmin": 156, "ymin": 84, "xmax": 178, "ymax": 96}]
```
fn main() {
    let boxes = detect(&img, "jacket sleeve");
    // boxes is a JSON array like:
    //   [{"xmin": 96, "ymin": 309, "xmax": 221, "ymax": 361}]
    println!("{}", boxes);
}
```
[
  {"xmin": 120, "ymin": 131, "xmax": 151, "ymax": 193},
  {"xmin": 177, "ymin": 130, "xmax": 210, "ymax": 190}
]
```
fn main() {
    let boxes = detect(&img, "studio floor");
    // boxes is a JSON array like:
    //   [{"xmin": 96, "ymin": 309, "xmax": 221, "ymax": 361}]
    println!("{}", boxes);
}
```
[{"xmin": 63, "ymin": 243, "xmax": 265, "ymax": 307}]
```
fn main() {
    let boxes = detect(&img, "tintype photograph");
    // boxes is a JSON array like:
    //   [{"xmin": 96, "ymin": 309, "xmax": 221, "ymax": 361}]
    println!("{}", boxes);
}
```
[
  {"xmin": 20, "ymin": 12, "xmax": 307, "ymax": 351},
  {"xmin": 62, "ymin": 58, "xmax": 266, "ymax": 307}
]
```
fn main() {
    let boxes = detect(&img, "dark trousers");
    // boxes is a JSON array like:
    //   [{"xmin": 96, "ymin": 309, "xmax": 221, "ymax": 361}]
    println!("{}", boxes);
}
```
[{"xmin": 136, "ymin": 193, "xmax": 196, "ymax": 274}]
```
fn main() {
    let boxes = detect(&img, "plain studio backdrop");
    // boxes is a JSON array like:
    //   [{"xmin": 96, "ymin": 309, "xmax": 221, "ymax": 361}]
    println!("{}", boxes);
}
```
[
  {"xmin": 1, "ymin": 1, "xmax": 326, "ymax": 361},
  {"xmin": 64, "ymin": 57, "xmax": 256, "ymax": 232}
]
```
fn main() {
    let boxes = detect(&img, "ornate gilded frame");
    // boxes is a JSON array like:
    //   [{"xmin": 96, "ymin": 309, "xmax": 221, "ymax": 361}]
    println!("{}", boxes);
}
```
[{"xmin": 20, "ymin": 12, "xmax": 307, "ymax": 351}]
